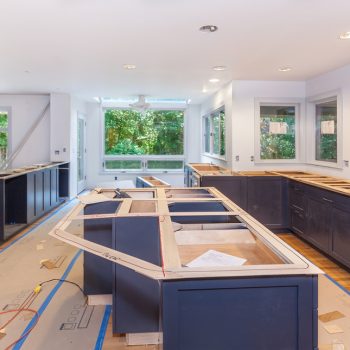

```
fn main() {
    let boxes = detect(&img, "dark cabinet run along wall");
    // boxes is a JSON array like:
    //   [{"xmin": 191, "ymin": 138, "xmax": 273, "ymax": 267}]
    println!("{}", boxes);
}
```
[
  {"xmin": 185, "ymin": 166, "xmax": 350, "ymax": 270},
  {"xmin": 0, "ymin": 163, "xmax": 70, "ymax": 241}
]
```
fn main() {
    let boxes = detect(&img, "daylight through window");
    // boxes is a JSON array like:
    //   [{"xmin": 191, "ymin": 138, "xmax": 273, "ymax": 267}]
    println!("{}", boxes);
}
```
[{"xmin": 103, "ymin": 109, "xmax": 184, "ymax": 171}]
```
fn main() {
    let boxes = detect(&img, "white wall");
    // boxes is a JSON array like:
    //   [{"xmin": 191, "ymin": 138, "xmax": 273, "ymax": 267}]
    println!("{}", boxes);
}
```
[
  {"xmin": 0, "ymin": 94, "xmax": 50, "ymax": 168},
  {"xmin": 200, "ymin": 82, "xmax": 233, "ymax": 168},
  {"xmin": 85, "ymin": 103, "xmax": 201, "ymax": 188},
  {"xmin": 305, "ymin": 64, "xmax": 350, "ymax": 179}
]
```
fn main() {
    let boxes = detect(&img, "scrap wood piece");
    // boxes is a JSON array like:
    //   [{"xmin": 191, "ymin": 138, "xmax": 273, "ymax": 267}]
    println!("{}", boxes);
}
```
[
  {"xmin": 40, "ymin": 255, "xmax": 67, "ymax": 269},
  {"xmin": 0, "ymin": 328, "xmax": 6, "ymax": 340},
  {"xmin": 319, "ymin": 310, "xmax": 346, "ymax": 323},
  {"xmin": 323, "ymin": 323, "xmax": 344, "ymax": 334},
  {"xmin": 36, "ymin": 244, "xmax": 44, "ymax": 251}
]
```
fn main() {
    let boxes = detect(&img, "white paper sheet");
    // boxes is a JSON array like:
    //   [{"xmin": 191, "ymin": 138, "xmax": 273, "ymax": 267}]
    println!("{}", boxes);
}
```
[
  {"xmin": 321, "ymin": 120, "xmax": 335, "ymax": 134},
  {"xmin": 269, "ymin": 121, "xmax": 288, "ymax": 134},
  {"xmin": 186, "ymin": 249, "xmax": 247, "ymax": 268}
]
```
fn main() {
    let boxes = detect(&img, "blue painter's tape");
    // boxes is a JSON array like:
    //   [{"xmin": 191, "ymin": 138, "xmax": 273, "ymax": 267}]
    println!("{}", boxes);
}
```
[
  {"xmin": 325, "ymin": 273, "xmax": 350, "ymax": 295},
  {"xmin": 0, "ymin": 199, "xmax": 75, "ymax": 254},
  {"xmin": 94, "ymin": 305, "xmax": 112, "ymax": 350},
  {"xmin": 13, "ymin": 249, "xmax": 83, "ymax": 350}
]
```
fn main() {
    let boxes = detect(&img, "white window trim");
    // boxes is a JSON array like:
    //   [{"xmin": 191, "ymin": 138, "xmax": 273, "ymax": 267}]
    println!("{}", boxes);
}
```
[
  {"xmin": 201, "ymin": 106, "xmax": 226, "ymax": 161},
  {"xmin": 0, "ymin": 107, "xmax": 12, "ymax": 167},
  {"xmin": 254, "ymin": 98, "xmax": 303, "ymax": 164},
  {"xmin": 306, "ymin": 90, "xmax": 343, "ymax": 169},
  {"xmin": 100, "ymin": 106, "xmax": 185, "ymax": 174}
]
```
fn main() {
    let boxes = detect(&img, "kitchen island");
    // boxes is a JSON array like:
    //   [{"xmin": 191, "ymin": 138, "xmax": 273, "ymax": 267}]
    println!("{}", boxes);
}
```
[{"xmin": 50, "ymin": 186, "xmax": 321, "ymax": 350}]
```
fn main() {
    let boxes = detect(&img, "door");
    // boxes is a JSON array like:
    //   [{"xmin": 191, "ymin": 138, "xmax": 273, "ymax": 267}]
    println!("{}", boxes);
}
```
[{"xmin": 77, "ymin": 114, "xmax": 86, "ymax": 193}]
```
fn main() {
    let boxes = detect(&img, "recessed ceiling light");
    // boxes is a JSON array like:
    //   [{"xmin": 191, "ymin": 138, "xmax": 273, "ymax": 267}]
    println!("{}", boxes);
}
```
[
  {"xmin": 209, "ymin": 78, "xmax": 220, "ymax": 83},
  {"xmin": 339, "ymin": 31, "xmax": 350, "ymax": 39},
  {"xmin": 278, "ymin": 66, "xmax": 292, "ymax": 72},
  {"xmin": 123, "ymin": 64, "xmax": 136, "ymax": 70},
  {"xmin": 199, "ymin": 25, "xmax": 218, "ymax": 33},
  {"xmin": 202, "ymin": 88, "xmax": 208, "ymax": 93},
  {"xmin": 213, "ymin": 66, "xmax": 227, "ymax": 71}
]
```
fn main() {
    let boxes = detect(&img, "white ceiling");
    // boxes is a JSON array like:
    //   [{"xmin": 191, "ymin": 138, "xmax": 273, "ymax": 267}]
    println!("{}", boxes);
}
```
[{"xmin": 1, "ymin": 0, "xmax": 350, "ymax": 103}]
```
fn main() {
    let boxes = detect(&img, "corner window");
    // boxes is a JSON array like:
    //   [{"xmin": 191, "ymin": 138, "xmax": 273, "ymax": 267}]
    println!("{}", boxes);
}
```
[
  {"xmin": 0, "ymin": 110, "xmax": 9, "ymax": 166},
  {"xmin": 202, "ymin": 107, "xmax": 225, "ymax": 158},
  {"xmin": 103, "ymin": 109, "xmax": 184, "ymax": 172},
  {"xmin": 315, "ymin": 99, "xmax": 337, "ymax": 163}
]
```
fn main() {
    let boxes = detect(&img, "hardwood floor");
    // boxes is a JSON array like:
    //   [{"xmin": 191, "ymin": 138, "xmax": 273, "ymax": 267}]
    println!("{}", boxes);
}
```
[{"xmin": 279, "ymin": 233, "xmax": 350, "ymax": 291}]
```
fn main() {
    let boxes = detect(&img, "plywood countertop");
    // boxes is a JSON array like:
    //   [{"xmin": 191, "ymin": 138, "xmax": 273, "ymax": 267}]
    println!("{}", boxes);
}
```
[{"xmin": 188, "ymin": 163, "xmax": 350, "ymax": 197}]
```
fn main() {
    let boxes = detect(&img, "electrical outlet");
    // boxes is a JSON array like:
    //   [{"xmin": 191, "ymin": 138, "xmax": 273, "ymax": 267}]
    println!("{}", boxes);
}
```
[
  {"xmin": 250, "ymin": 156, "xmax": 254, "ymax": 162},
  {"xmin": 344, "ymin": 160, "xmax": 349, "ymax": 167},
  {"xmin": 114, "ymin": 176, "xmax": 118, "ymax": 180},
  {"xmin": 235, "ymin": 155, "xmax": 240, "ymax": 162}
]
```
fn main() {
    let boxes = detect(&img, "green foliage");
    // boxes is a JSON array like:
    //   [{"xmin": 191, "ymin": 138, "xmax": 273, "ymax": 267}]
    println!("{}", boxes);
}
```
[
  {"xmin": 260, "ymin": 115, "xmax": 295, "ymax": 160},
  {"xmin": 316, "ymin": 111, "xmax": 337, "ymax": 162},
  {"xmin": 104, "ymin": 109, "xmax": 184, "ymax": 155},
  {"xmin": 0, "ymin": 113, "xmax": 8, "ymax": 162}
]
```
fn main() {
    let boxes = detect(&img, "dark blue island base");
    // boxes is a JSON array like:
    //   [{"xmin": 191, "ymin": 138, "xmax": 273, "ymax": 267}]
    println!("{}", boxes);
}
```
[{"xmin": 162, "ymin": 276, "xmax": 318, "ymax": 350}]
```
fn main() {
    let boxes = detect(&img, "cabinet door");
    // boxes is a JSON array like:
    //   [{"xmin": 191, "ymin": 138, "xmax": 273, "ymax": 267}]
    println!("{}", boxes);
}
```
[
  {"xmin": 43, "ymin": 169, "xmax": 51, "ymax": 211},
  {"xmin": 201, "ymin": 176, "xmax": 247, "ymax": 210},
  {"xmin": 305, "ymin": 196, "xmax": 331, "ymax": 253},
  {"xmin": 50, "ymin": 167, "xmax": 58, "ymax": 206},
  {"xmin": 27, "ymin": 173, "xmax": 36, "ymax": 222},
  {"xmin": 247, "ymin": 177, "xmax": 288, "ymax": 229},
  {"xmin": 35, "ymin": 171, "xmax": 44, "ymax": 217},
  {"xmin": 331, "ymin": 205, "xmax": 350, "ymax": 268},
  {"xmin": 290, "ymin": 208, "xmax": 306, "ymax": 236}
]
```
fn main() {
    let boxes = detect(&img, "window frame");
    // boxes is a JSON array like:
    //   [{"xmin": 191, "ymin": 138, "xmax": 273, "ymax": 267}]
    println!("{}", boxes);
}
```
[
  {"xmin": 201, "ymin": 106, "xmax": 226, "ymax": 160},
  {"xmin": 0, "ymin": 107, "xmax": 11, "ymax": 168},
  {"xmin": 306, "ymin": 91, "xmax": 343, "ymax": 169},
  {"xmin": 254, "ymin": 99, "xmax": 302, "ymax": 164},
  {"xmin": 100, "ymin": 107, "xmax": 186, "ymax": 174}
]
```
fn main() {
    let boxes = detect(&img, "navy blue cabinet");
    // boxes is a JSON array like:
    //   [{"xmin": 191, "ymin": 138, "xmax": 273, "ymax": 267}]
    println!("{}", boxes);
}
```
[
  {"xmin": 162, "ymin": 276, "xmax": 318, "ymax": 350},
  {"xmin": 305, "ymin": 194, "xmax": 331, "ymax": 253},
  {"xmin": 289, "ymin": 180, "xmax": 350, "ymax": 269},
  {"xmin": 331, "ymin": 203, "xmax": 350, "ymax": 268},
  {"xmin": 0, "ymin": 164, "xmax": 68, "ymax": 241},
  {"xmin": 200, "ymin": 176, "xmax": 247, "ymax": 210},
  {"xmin": 246, "ymin": 176, "xmax": 288, "ymax": 230}
]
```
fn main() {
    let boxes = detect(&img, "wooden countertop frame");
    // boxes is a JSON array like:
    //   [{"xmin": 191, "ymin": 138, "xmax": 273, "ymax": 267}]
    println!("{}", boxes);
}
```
[
  {"xmin": 49, "ymin": 187, "xmax": 322, "ymax": 280},
  {"xmin": 187, "ymin": 163, "xmax": 350, "ymax": 197}
]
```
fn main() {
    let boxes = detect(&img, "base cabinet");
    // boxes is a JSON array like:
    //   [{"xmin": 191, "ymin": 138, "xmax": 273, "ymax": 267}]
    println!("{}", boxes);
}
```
[
  {"xmin": 305, "ymin": 195, "xmax": 331, "ymax": 253},
  {"xmin": 331, "ymin": 205, "xmax": 350, "ymax": 267},
  {"xmin": 289, "ymin": 180, "xmax": 350, "ymax": 269},
  {"xmin": 162, "ymin": 276, "xmax": 318, "ymax": 350}
]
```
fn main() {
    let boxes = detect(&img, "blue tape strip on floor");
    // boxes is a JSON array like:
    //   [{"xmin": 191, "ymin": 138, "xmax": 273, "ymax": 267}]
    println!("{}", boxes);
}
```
[
  {"xmin": 13, "ymin": 249, "xmax": 83, "ymax": 350},
  {"xmin": 325, "ymin": 273, "xmax": 350, "ymax": 296},
  {"xmin": 0, "ymin": 199, "xmax": 75, "ymax": 254},
  {"xmin": 94, "ymin": 305, "xmax": 112, "ymax": 350}
]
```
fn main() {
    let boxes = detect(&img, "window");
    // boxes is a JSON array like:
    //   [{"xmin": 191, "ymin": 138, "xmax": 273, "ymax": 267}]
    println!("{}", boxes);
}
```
[
  {"xmin": 315, "ymin": 99, "xmax": 337, "ymax": 163},
  {"xmin": 0, "ymin": 110, "xmax": 9, "ymax": 166},
  {"xmin": 257, "ymin": 104, "xmax": 297, "ymax": 161},
  {"xmin": 202, "ymin": 107, "xmax": 225, "ymax": 158},
  {"xmin": 103, "ymin": 109, "xmax": 184, "ymax": 171}
]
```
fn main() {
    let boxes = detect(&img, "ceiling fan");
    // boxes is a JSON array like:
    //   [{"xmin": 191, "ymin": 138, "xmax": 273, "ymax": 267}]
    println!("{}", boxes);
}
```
[{"xmin": 129, "ymin": 95, "xmax": 150, "ymax": 112}]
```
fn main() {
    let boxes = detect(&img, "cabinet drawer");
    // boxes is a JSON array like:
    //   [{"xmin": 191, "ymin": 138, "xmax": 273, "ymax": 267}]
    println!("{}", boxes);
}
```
[
  {"xmin": 289, "ymin": 181, "xmax": 306, "ymax": 210},
  {"xmin": 290, "ymin": 208, "xmax": 306, "ymax": 235}
]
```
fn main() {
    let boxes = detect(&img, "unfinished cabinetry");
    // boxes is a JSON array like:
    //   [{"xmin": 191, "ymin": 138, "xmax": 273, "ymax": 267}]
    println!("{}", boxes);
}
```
[{"xmin": 246, "ymin": 176, "xmax": 288, "ymax": 230}]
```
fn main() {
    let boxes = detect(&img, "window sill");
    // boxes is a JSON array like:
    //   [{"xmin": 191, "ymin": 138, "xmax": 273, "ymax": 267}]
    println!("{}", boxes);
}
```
[
  {"xmin": 254, "ymin": 158, "xmax": 301, "ymax": 164},
  {"xmin": 100, "ymin": 169, "xmax": 184, "ymax": 175},
  {"xmin": 306, "ymin": 160, "xmax": 343, "ymax": 169},
  {"xmin": 201, "ymin": 153, "xmax": 227, "ymax": 162}
]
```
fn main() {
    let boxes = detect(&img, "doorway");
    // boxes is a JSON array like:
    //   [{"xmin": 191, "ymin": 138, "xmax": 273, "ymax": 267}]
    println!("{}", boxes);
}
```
[{"xmin": 77, "ymin": 113, "xmax": 86, "ymax": 193}]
